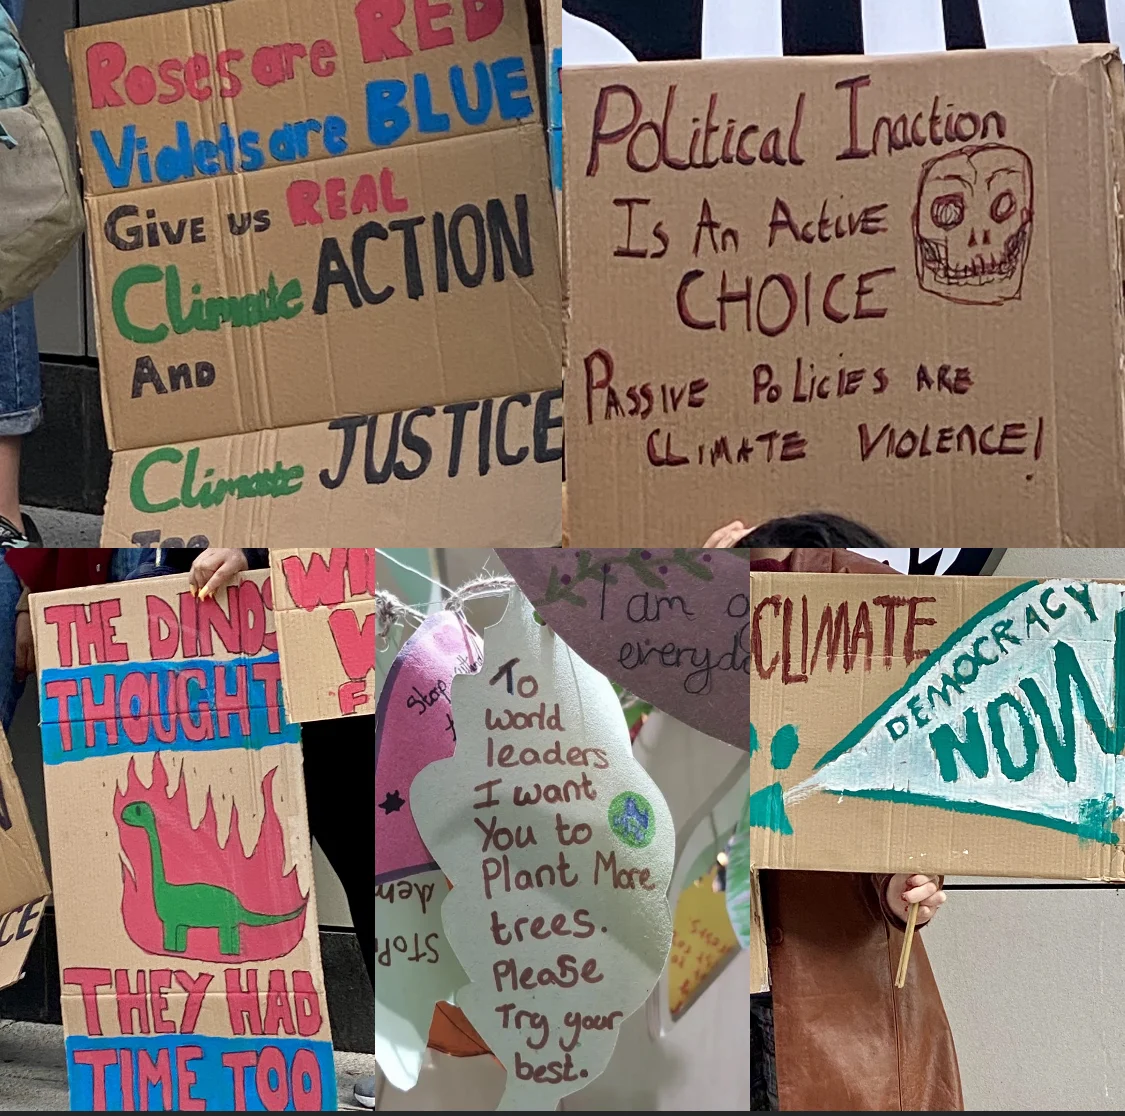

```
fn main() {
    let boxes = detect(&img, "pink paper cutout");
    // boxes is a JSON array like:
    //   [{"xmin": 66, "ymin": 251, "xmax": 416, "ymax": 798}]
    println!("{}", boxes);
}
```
[{"xmin": 375, "ymin": 611, "xmax": 482, "ymax": 883}]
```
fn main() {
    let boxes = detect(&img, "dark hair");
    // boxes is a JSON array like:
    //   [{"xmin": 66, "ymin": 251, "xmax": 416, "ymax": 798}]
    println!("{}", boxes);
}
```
[{"xmin": 734, "ymin": 512, "xmax": 891, "ymax": 549}]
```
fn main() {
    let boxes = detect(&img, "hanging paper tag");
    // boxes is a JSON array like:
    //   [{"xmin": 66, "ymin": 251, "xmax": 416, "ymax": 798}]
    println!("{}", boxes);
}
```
[
  {"xmin": 376, "ymin": 611, "xmax": 483, "ymax": 883},
  {"xmin": 413, "ymin": 590, "xmax": 675, "ymax": 1110}
]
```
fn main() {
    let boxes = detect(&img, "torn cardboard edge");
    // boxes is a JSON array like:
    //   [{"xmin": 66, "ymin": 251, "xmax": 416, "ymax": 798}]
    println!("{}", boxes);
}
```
[
  {"xmin": 99, "ymin": 387, "xmax": 564, "ymax": 547},
  {"xmin": 0, "ymin": 720, "xmax": 50, "ymax": 993}
]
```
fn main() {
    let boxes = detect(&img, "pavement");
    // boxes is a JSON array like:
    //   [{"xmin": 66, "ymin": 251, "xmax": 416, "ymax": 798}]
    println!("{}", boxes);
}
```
[
  {"xmin": 0, "ymin": 1020, "xmax": 378, "ymax": 1111},
  {"xmin": 22, "ymin": 506, "xmax": 104, "ymax": 547}
]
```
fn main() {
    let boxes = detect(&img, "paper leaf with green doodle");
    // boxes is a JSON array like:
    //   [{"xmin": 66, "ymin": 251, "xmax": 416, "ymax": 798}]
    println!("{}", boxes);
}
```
[{"xmin": 749, "ymin": 573, "xmax": 1125, "ymax": 881}]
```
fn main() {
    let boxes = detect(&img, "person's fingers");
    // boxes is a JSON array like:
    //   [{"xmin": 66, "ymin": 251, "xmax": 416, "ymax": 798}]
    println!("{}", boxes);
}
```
[
  {"xmin": 903, "ymin": 879, "xmax": 939, "ymax": 906},
  {"xmin": 704, "ymin": 521, "xmax": 746, "ymax": 548},
  {"xmin": 200, "ymin": 556, "xmax": 241, "ymax": 601},
  {"xmin": 189, "ymin": 550, "xmax": 221, "ymax": 596}
]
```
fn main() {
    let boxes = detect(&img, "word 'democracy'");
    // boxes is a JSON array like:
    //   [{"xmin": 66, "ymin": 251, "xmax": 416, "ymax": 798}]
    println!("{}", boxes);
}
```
[
  {"xmin": 32, "ymin": 573, "xmax": 336, "ymax": 1111},
  {"xmin": 565, "ymin": 46, "xmax": 1125, "ymax": 543},
  {"xmin": 272, "ymin": 549, "xmax": 375, "ymax": 721},
  {"xmin": 497, "ymin": 549, "xmax": 751, "ymax": 750},
  {"xmin": 412, "ymin": 591, "xmax": 673, "ymax": 1110}
]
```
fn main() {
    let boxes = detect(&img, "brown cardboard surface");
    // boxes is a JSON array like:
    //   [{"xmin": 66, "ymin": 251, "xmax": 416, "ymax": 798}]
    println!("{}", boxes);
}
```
[
  {"xmin": 564, "ymin": 46, "xmax": 1125, "ymax": 545},
  {"xmin": 98, "ymin": 386, "xmax": 563, "ymax": 547},
  {"xmin": 85, "ymin": 125, "xmax": 562, "ymax": 451},
  {"xmin": 271, "ymin": 548, "xmax": 375, "ymax": 721},
  {"xmin": 67, "ymin": 0, "xmax": 539, "ymax": 199},
  {"xmin": 31, "ymin": 572, "xmax": 335, "ymax": 1110},
  {"xmin": 67, "ymin": 0, "xmax": 563, "ymax": 541},
  {"xmin": 750, "ymin": 573, "xmax": 1125, "ymax": 879},
  {"xmin": 748, "ymin": 571, "xmax": 1125, "ymax": 990},
  {"xmin": 0, "ymin": 724, "xmax": 50, "ymax": 993}
]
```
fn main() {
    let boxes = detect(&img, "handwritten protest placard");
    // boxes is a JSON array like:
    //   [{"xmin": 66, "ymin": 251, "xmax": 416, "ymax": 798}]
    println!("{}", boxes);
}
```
[
  {"xmin": 271, "ymin": 548, "xmax": 375, "ymax": 721},
  {"xmin": 498, "ymin": 548, "xmax": 751, "ymax": 748},
  {"xmin": 412, "ymin": 590, "xmax": 673, "ymax": 1110},
  {"xmin": 564, "ymin": 46, "xmax": 1125, "ymax": 543},
  {"xmin": 66, "ymin": 0, "xmax": 562, "ymax": 496},
  {"xmin": 99, "ymin": 387, "xmax": 564, "ymax": 547},
  {"xmin": 32, "ymin": 572, "xmax": 334, "ymax": 1111},
  {"xmin": 0, "ymin": 724, "xmax": 50, "ymax": 992}
]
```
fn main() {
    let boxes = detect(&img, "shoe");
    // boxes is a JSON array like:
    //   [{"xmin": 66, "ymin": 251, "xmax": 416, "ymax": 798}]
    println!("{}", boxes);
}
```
[
  {"xmin": 353, "ymin": 1075, "xmax": 378, "ymax": 1109},
  {"xmin": 0, "ymin": 513, "xmax": 39, "ymax": 549}
]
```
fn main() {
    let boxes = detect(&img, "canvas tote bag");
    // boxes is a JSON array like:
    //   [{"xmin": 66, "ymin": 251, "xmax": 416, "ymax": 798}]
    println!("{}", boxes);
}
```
[{"xmin": 0, "ymin": 10, "xmax": 83, "ymax": 312}]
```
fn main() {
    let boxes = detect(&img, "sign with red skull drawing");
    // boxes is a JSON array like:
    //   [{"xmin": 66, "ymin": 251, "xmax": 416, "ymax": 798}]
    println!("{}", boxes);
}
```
[{"xmin": 563, "ymin": 44, "xmax": 1125, "ymax": 544}]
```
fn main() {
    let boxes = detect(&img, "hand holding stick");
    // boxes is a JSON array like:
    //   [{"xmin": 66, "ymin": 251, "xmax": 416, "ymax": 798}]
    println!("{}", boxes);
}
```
[{"xmin": 884, "ymin": 874, "xmax": 946, "ymax": 988}]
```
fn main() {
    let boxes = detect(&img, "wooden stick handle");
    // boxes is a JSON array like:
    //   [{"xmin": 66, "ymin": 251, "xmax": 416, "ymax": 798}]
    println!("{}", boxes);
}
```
[{"xmin": 894, "ymin": 902, "xmax": 920, "ymax": 989}]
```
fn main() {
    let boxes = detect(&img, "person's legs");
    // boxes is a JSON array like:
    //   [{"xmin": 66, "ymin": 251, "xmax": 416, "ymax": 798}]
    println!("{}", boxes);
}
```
[
  {"xmin": 299, "ymin": 717, "xmax": 374, "ymax": 989},
  {"xmin": 0, "ymin": 0, "xmax": 41, "ymax": 543}
]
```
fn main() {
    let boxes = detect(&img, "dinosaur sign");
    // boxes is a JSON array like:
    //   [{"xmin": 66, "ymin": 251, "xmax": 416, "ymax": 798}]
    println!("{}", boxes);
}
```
[
  {"xmin": 271, "ymin": 549, "xmax": 375, "ymax": 722},
  {"xmin": 31, "ymin": 571, "xmax": 336, "ymax": 1112}
]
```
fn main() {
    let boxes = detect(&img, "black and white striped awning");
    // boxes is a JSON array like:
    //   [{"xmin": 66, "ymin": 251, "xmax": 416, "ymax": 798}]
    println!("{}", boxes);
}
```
[{"xmin": 563, "ymin": 0, "xmax": 1123, "ymax": 63}]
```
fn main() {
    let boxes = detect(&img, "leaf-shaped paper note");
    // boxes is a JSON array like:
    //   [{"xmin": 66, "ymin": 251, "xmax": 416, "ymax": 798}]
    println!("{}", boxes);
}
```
[
  {"xmin": 375, "ymin": 871, "xmax": 468, "ymax": 1091},
  {"xmin": 496, "ymin": 548, "xmax": 750, "ymax": 749},
  {"xmin": 725, "ymin": 790, "xmax": 753, "ymax": 950},
  {"xmin": 412, "ymin": 590, "xmax": 675, "ymax": 1110},
  {"xmin": 375, "ymin": 611, "xmax": 483, "ymax": 883}
]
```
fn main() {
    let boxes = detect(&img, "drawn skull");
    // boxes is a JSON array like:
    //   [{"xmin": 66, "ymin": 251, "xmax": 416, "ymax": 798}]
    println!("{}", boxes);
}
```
[{"xmin": 913, "ymin": 144, "xmax": 1033, "ymax": 305}]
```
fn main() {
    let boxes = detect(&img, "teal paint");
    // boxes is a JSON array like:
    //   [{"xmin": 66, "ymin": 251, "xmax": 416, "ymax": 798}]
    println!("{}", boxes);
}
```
[
  {"xmin": 749, "ymin": 724, "xmax": 759, "ymax": 756},
  {"xmin": 748, "ymin": 783, "xmax": 793, "ymax": 835},
  {"xmin": 830, "ymin": 788, "xmax": 1121, "ymax": 844},
  {"xmin": 813, "ymin": 582, "xmax": 1039, "ymax": 771},
  {"xmin": 770, "ymin": 725, "xmax": 799, "ymax": 770}
]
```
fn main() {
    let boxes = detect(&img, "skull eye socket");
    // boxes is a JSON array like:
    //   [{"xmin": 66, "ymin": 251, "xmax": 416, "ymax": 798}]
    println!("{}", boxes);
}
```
[
  {"xmin": 990, "ymin": 189, "xmax": 1017, "ymax": 224},
  {"xmin": 930, "ymin": 193, "xmax": 965, "ymax": 231}
]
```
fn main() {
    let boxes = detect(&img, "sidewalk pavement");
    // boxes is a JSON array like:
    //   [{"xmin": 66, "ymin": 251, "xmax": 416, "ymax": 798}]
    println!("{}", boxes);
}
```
[
  {"xmin": 0, "ymin": 1020, "xmax": 377, "ymax": 1111},
  {"xmin": 23, "ymin": 507, "xmax": 103, "ymax": 547}
]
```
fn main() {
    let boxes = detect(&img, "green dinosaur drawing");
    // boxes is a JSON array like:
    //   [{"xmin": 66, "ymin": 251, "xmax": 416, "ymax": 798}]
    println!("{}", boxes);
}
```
[{"xmin": 121, "ymin": 801, "xmax": 307, "ymax": 956}]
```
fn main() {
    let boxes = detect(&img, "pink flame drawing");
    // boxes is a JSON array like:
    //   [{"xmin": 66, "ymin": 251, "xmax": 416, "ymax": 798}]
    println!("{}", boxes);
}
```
[{"xmin": 115, "ymin": 752, "xmax": 308, "ymax": 963}]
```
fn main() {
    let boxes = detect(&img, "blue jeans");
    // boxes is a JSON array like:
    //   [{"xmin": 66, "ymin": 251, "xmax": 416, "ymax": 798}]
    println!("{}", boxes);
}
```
[{"xmin": 0, "ymin": 0, "xmax": 41, "ymax": 438}]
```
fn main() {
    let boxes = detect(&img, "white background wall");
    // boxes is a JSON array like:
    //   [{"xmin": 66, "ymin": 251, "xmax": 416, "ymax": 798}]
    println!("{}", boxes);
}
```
[{"xmin": 920, "ymin": 549, "xmax": 1125, "ymax": 1111}]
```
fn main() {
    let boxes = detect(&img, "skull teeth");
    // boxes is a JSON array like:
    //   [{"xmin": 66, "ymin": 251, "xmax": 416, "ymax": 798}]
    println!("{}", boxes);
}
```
[{"xmin": 920, "ymin": 225, "xmax": 1028, "ymax": 286}]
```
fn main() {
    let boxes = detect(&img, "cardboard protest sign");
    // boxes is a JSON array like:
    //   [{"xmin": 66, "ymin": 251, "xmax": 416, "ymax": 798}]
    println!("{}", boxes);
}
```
[
  {"xmin": 497, "ymin": 548, "xmax": 751, "ymax": 748},
  {"xmin": 374, "ymin": 871, "xmax": 468, "ymax": 1091},
  {"xmin": 32, "ymin": 572, "xmax": 335, "ymax": 1111},
  {"xmin": 564, "ymin": 46, "xmax": 1125, "ymax": 544},
  {"xmin": 0, "ymin": 724, "xmax": 50, "ymax": 992},
  {"xmin": 66, "ymin": 0, "xmax": 562, "ymax": 535},
  {"xmin": 749, "ymin": 573, "xmax": 1125, "ymax": 877},
  {"xmin": 271, "ymin": 549, "xmax": 375, "ymax": 721},
  {"xmin": 99, "ymin": 386, "xmax": 564, "ymax": 546},
  {"xmin": 376, "ymin": 610, "xmax": 483, "ymax": 884},
  {"xmin": 412, "ymin": 589, "xmax": 674, "ymax": 1110}
]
